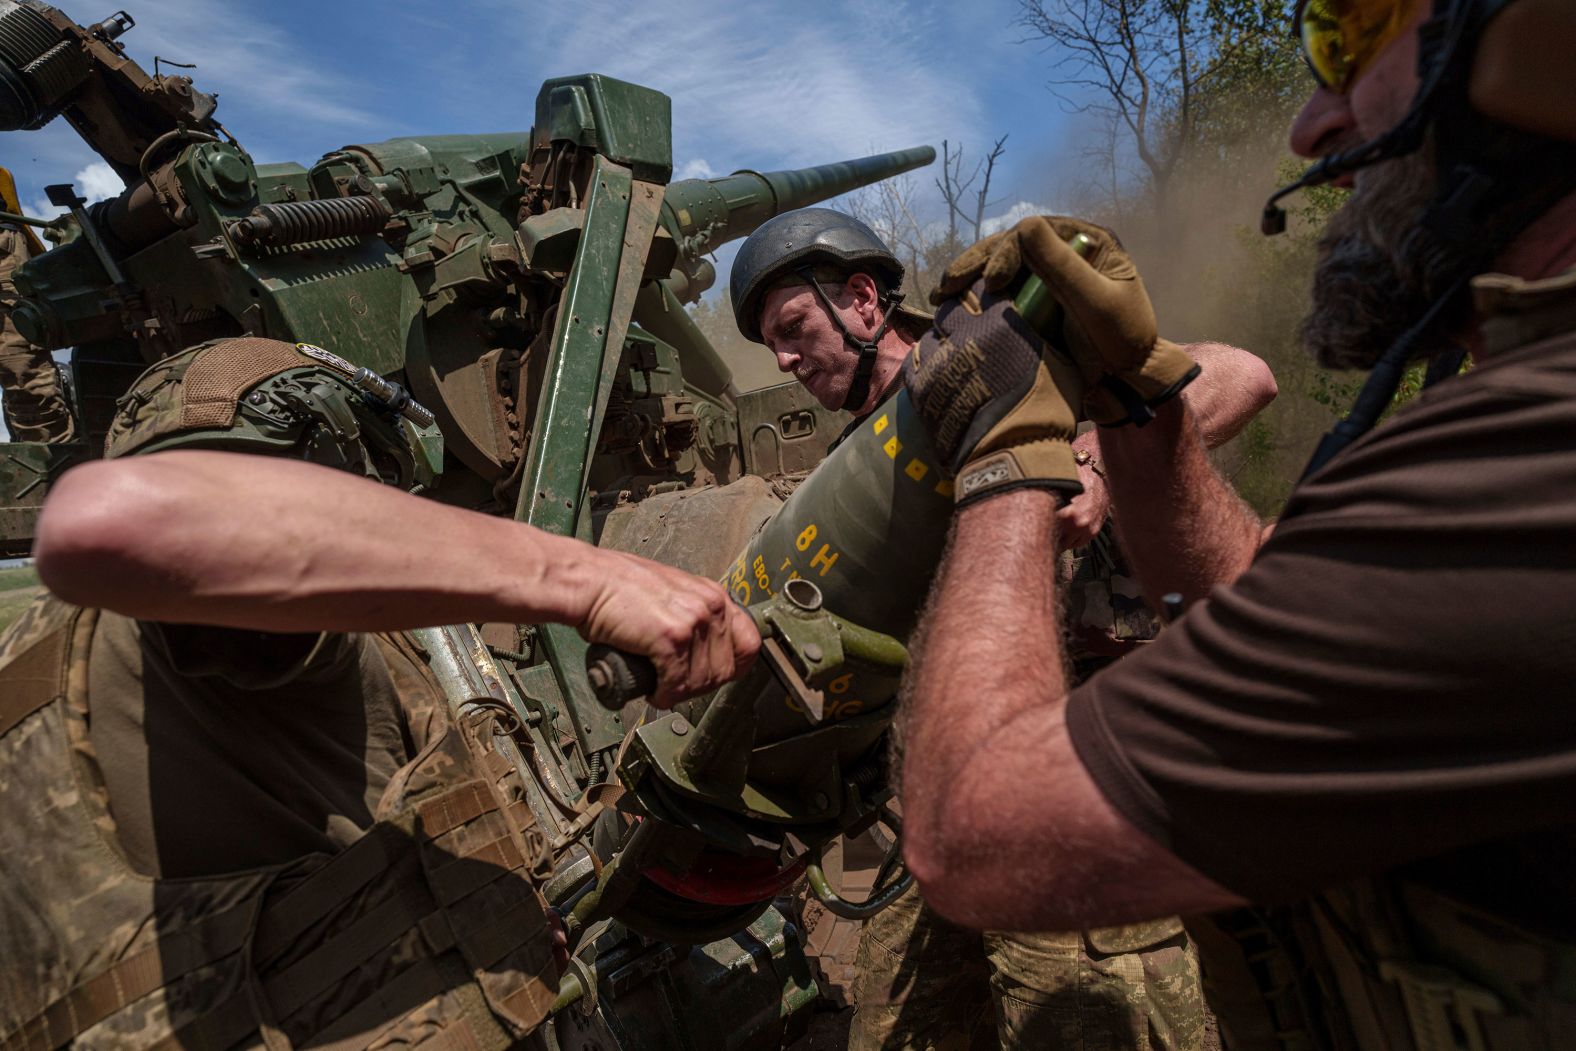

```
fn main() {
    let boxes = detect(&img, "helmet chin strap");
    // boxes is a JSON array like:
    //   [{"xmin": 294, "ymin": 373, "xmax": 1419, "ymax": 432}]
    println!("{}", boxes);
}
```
[{"xmin": 797, "ymin": 268, "xmax": 905, "ymax": 412}]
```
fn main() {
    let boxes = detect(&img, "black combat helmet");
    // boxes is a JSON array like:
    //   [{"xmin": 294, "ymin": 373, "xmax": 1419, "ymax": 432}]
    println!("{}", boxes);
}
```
[
  {"xmin": 731, "ymin": 208, "xmax": 924, "ymax": 411},
  {"xmin": 730, "ymin": 208, "xmax": 905, "ymax": 344}
]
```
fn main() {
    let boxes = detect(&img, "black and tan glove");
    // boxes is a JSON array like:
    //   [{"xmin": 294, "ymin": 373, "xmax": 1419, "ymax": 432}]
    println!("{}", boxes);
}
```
[
  {"xmin": 904, "ymin": 282, "xmax": 1085, "ymax": 507},
  {"xmin": 935, "ymin": 216, "xmax": 1198, "ymax": 427}
]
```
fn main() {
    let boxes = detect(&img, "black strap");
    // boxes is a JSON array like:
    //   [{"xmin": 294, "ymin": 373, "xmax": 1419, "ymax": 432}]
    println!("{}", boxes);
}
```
[
  {"xmin": 1299, "ymin": 281, "xmax": 1467, "ymax": 481},
  {"xmin": 0, "ymin": 898, "xmax": 260, "ymax": 1051},
  {"xmin": 1096, "ymin": 376, "xmax": 1156, "ymax": 427},
  {"xmin": 797, "ymin": 268, "xmax": 904, "ymax": 412}
]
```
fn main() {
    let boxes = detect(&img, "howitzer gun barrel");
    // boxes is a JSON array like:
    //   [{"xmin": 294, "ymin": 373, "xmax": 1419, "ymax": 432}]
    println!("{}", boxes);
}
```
[
  {"xmin": 0, "ymin": 210, "xmax": 54, "ymax": 229},
  {"xmin": 661, "ymin": 145, "xmax": 935, "ymax": 259}
]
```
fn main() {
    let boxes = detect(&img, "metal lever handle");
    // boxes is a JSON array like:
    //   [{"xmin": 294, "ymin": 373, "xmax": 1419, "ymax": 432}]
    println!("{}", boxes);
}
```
[{"xmin": 585, "ymin": 644, "xmax": 657, "ymax": 710}]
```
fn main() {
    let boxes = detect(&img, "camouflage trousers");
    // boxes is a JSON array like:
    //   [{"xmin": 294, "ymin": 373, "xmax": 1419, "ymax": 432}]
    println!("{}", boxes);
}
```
[
  {"xmin": 849, "ymin": 883, "xmax": 1208, "ymax": 1051},
  {"xmin": 0, "ymin": 305, "xmax": 74, "ymax": 443}
]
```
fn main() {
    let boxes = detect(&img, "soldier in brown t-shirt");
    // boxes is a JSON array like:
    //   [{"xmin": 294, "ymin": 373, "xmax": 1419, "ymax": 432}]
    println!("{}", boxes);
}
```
[{"xmin": 896, "ymin": 2, "xmax": 1576, "ymax": 1050}]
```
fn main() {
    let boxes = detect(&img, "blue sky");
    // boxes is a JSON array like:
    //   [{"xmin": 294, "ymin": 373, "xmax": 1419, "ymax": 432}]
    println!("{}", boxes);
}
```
[{"xmin": 3, "ymin": 0, "xmax": 1100, "ymax": 244}]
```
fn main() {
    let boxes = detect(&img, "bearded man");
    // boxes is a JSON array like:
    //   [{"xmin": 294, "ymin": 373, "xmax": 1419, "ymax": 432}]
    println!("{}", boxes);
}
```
[{"xmin": 895, "ymin": 0, "xmax": 1576, "ymax": 1047}]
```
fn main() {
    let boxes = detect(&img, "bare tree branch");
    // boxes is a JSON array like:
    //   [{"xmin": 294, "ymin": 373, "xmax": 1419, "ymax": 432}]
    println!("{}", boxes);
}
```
[
  {"xmin": 935, "ymin": 139, "xmax": 988, "ymax": 245},
  {"xmin": 1015, "ymin": 0, "xmax": 1292, "ymax": 212},
  {"xmin": 972, "ymin": 136, "xmax": 1009, "ymax": 238},
  {"xmin": 1017, "ymin": 0, "xmax": 1200, "ymax": 205}
]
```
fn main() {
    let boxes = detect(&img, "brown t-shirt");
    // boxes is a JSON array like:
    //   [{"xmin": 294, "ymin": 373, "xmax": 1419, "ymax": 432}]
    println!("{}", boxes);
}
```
[
  {"xmin": 1066, "ymin": 322, "xmax": 1576, "ymax": 921},
  {"xmin": 87, "ymin": 613, "xmax": 429, "ymax": 878}
]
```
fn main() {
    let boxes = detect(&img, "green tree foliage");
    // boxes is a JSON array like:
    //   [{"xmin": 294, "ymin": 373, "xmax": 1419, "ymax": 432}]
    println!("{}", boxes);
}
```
[
  {"xmin": 1019, "ymin": 0, "xmax": 1370, "ymax": 514},
  {"xmin": 1016, "ymin": 0, "xmax": 1292, "ymax": 217}
]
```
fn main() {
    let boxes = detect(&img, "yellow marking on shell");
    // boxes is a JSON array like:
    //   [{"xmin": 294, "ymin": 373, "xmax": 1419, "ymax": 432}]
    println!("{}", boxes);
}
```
[
  {"xmin": 935, "ymin": 479, "xmax": 955, "ymax": 498},
  {"xmin": 905, "ymin": 459, "xmax": 929, "ymax": 482},
  {"xmin": 810, "ymin": 544, "xmax": 840, "ymax": 576},
  {"xmin": 884, "ymin": 436, "xmax": 901, "ymax": 459},
  {"xmin": 873, "ymin": 414, "xmax": 889, "ymax": 434}
]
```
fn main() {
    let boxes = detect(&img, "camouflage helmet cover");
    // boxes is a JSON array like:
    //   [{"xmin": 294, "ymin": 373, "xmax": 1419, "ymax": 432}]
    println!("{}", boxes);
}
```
[
  {"xmin": 104, "ymin": 337, "xmax": 444, "ymax": 491},
  {"xmin": 730, "ymin": 208, "xmax": 906, "ymax": 343}
]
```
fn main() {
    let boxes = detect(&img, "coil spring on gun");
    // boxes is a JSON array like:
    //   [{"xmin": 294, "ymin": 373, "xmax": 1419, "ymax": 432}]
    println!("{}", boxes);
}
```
[
  {"xmin": 847, "ymin": 752, "xmax": 885, "ymax": 789},
  {"xmin": 0, "ymin": 3, "xmax": 91, "ymax": 130},
  {"xmin": 0, "ymin": 3, "xmax": 59, "ymax": 75},
  {"xmin": 229, "ymin": 195, "xmax": 392, "ymax": 250}
]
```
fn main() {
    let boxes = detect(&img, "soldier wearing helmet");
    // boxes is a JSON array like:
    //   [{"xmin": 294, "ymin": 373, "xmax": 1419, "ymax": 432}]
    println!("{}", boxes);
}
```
[
  {"xmin": 731, "ymin": 208, "xmax": 930, "ymax": 417},
  {"xmin": 899, "ymin": 0, "xmax": 1576, "ymax": 1049},
  {"xmin": 731, "ymin": 211, "xmax": 1277, "ymax": 1049}
]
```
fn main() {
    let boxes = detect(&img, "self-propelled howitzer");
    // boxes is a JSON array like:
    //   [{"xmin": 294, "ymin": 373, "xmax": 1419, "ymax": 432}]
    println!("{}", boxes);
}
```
[{"xmin": 1, "ymin": 1, "xmax": 936, "ymax": 1046}]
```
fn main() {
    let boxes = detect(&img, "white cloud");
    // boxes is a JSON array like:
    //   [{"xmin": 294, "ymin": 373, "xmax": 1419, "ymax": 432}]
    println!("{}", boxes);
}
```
[
  {"xmin": 26, "ymin": 162, "xmax": 126, "ymax": 219},
  {"xmin": 112, "ymin": 0, "xmax": 385, "ymax": 133},
  {"xmin": 498, "ymin": 0, "xmax": 985, "ymax": 175},
  {"xmin": 76, "ymin": 162, "xmax": 125, "ymax": 202},
  {"xmin": 981, "ymin": 200, "xmax": 1053, "ymax": 236},
  {"xmin": 676, "ymin": 159, "xmax": 716, "ymax": 180}
]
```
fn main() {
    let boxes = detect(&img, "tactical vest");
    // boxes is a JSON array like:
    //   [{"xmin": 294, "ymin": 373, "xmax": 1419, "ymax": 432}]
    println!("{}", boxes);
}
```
[
  {"xmin": 1189, "ymin": 274, "xmax": 1576, "ymax": 1051},
  {"xmin": 1190, "ymin": 874, "xmax": 1576, "ymax": 1051},
  {"xmin": 0, "ymin": 597, "xmax": 560, "ymax": 1051}
]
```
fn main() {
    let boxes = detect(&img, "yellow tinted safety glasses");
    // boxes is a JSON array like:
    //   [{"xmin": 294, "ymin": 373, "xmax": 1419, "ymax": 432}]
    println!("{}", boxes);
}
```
[{"xmin": 1298, "ymin": 0, "xmax": 1421, "ymax": 93}]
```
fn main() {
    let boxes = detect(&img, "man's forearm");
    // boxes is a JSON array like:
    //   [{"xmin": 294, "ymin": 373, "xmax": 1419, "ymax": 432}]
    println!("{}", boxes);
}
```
[
  {"xmin": 35, "ymin": 451, "xmax": 604, "ymax": 632},
  {"xmin": 1099, "ymin": 398, "xmax": 1263, "ymax": 606},
  {"xmin": 1177, "ymin": 341, "xmax": 1278, "ymax": 448},
  {"xmin": 903, "ymin": 493, "xmax": 1069, "ymax": 779},
  {"xmin": 901, "ymin": 493, "xmax": 1070, "ymax": 902},
  {"xmin": 900, "ymin": 490, "xmax": 1244, "ymax": 928}
]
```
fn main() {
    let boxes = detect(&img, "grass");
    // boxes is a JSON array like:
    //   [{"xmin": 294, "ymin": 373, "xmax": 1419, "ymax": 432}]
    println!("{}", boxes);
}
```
[
  {"xmin": 0, "ymin": 564, "xmax": 42, "ymax": 633},
  {"xmin": 0, "ymin": 564, "xmax": 39, "ymax": 591}
]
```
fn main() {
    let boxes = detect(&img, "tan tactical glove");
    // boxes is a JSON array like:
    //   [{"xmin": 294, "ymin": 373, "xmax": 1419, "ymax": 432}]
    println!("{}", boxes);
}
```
[
  {"xmin": 904, "ymin": 281, "xmax": 1085, "ymax": 506},
  {"xmin": 934, "ymin": 216, "xmax": 1199, "ymax": 426}
]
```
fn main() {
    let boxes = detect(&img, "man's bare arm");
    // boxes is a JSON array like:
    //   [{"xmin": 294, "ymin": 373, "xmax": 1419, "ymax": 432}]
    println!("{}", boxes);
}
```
[
  {"xmin": 1099, "ymin": 393, "xmax": 1266, "ymax": 608},
  {"xmin": 900, "ymin": 491, "xmax": 1245, "ymax": 930},
  {"xmin": 1178, "ymin": 341, "xmax": 1278, "ymax": 447},
  {"xmin": 1057, "ymin": 342, "xmax": 1275, "ymax": 550},
  {"xmin": 35, "ymin": 451, "xmax": 758, "ymax": 704}
]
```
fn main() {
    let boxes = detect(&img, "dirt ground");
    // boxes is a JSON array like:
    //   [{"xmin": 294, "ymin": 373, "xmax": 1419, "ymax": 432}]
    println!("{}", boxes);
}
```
[{"xmin": 782, "ymin": 832, "xmax": 888, "ymax": 1050}]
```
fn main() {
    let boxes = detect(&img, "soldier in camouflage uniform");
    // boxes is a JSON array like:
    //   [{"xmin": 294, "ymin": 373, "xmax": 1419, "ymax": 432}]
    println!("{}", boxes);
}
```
[
  {"xmin": 845, "ymin": 520, "xmax": 1202, "ymax": 1051},
  {"xmin": 729, "ymin": 211, "xmax": 1278, "ymax": 1050},
  {"xmin": 0, "ymin": 337, "xmax": 754, "ymax": 1050},
  {"xmin": 0, "ymin": 215, "xmax": 76, "ymax": 442}
]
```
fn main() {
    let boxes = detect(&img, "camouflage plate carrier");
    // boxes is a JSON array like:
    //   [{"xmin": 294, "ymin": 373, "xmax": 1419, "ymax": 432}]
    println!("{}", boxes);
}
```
[
  {"xmin": 0, "ymin": 595, "xmax": 561, "ymax": 1051},
  {"xmin": 0, "ymin": 338, "xmax": 559, "ymax": 1050}
]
